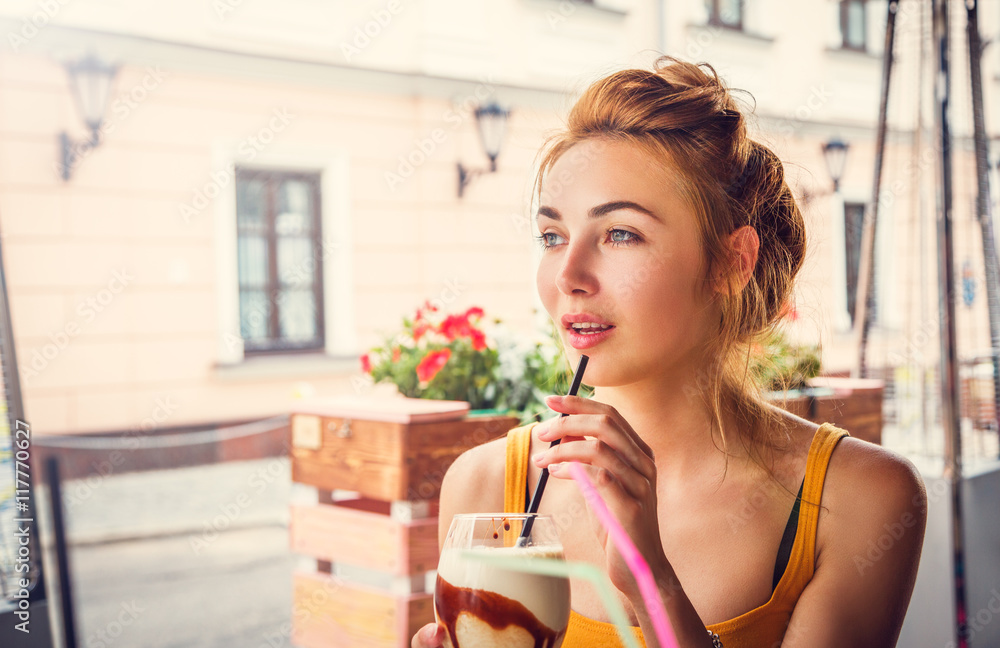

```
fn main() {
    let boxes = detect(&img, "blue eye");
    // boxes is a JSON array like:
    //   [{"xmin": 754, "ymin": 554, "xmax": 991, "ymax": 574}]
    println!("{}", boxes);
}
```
[
  {"xmin": 534, "ymin": 232, "xmax": 565, "ymax": 249},
  {"xmin": 608, "ymin": 229, "xmax": 640, "ymax": 246},
  {"xmin": 534, "ymin": 229, "xmax": 641, "ymax": 250}
]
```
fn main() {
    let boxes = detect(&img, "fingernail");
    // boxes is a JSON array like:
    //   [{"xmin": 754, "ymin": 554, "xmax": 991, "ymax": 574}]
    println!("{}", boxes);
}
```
[
  {"xmin": 532, "ymin": 452, "xmax": 545, "ymax": 464},
  {"xmin": 548, "ymin": 463, "xmax": 562, "ymax": 473},
  {"xmin": 545, "ymin": 395, "xmax": 562, "ymax": 403}
]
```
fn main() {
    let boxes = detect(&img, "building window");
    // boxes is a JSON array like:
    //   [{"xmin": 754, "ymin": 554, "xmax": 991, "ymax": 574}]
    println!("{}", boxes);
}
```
[
  {"xmin": 706, "ymin": 0, "xmax": 743, "ymax": 30},
  {"xmin": 840, "ymin": 0, "xmax": 867, "ymax": 51},
  {"xmin": 235, "ymin": 168, "xmax": 325, "ymax": 354},
  {"xmin": 844, "ymin": 201, "xmax": 871, "ymax": 324}
]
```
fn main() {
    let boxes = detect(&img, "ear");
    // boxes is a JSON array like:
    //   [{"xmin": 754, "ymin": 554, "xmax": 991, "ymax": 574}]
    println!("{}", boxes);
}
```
[{"xmin": 713, "ymin": 226, "xmax": 759, "ymax": 295}]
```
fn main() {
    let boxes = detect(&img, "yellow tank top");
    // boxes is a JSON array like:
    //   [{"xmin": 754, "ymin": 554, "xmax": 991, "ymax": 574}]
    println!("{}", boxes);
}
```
[{"xmin": 503, "ymin": 421, "xmax": 848, "ymax": 648}]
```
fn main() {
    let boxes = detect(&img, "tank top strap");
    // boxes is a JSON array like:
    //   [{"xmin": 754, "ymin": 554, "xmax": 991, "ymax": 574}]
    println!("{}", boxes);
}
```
[
  {"xmin": 504, "ymin": 422, "xmax": 539, "ymax": 515},
  {"xmin": 775, "ymin": 422, "xmax": 849, "ymax": 597}
]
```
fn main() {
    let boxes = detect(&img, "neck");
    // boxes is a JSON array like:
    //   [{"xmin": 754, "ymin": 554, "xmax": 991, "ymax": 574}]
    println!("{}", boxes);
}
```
[{"xmin": 591, "ymin": 370, "xmax": 745, "ymax": 486}]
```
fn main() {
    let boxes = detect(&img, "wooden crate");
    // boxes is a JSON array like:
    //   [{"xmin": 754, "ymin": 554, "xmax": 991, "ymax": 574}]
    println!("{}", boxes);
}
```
[
  {"xmin": 291, "ymin": 413, "xmax": 519, "ymax": 501},
  {"xmin": 292, "ymin": 570, "xmax": 434, "ymax": 648},
  {"xmin": 774, "ymin": 378, "xmax": 884, "ymax": 445},
  {"xmin": 290, "ymin": 498, "xmax": 439, "ymax": 576}
]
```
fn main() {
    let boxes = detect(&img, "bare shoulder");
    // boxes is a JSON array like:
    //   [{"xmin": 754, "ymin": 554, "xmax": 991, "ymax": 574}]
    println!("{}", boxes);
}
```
[
  {"xmin": 437, "ymin": 432, "xmax": 510, "ymax": 545},
  {"xmin": 781, "ymin": 428, "xmax": 928, "ymax": 645},
  {"xmin": 818, "ymin": 432, "xmax": 928, "ymax": 571},
  {"xmin": 824, "ymin": 434, "xmax": 927, "ymax": 515}
]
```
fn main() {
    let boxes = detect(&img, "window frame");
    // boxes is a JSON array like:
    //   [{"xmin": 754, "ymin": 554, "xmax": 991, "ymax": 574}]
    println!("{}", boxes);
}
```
[
  {"xmin": 235, "ymin": 167, "xmax": 326, "ymax": 356},
  {"xmin": 840, "ymin": 0, "xmax": 868, "ymax": 52},
  {"xmin": 706, "ymin": 0, "xmax": 744, "ymax": 31},
  {"xmin": 843, "ymin": 200, "xmax": 868, "ymax": 325}
]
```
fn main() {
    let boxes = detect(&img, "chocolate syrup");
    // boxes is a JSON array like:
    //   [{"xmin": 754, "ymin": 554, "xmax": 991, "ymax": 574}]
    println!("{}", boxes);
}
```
[{"xmin": 435, "ymin": 576, "xmax": 567, "ymax": 648}]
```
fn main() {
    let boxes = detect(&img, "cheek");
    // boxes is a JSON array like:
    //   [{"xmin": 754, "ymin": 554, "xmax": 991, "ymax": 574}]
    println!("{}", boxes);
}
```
[{"xmin": 536, "ymin": 259, "xmax": 557, "ymax": 310}]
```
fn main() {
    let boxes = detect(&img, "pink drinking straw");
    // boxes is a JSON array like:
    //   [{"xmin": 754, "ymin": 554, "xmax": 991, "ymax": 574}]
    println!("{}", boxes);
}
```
[{"xmin": 567, "ymin": 461, "xmax": 680, "ymax": 648}]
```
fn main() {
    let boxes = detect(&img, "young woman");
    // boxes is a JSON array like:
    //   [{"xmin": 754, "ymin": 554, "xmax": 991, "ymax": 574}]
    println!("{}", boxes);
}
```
[{"xmin": 412, "ymin": 56, "xmax": 926, "ymax": 648}]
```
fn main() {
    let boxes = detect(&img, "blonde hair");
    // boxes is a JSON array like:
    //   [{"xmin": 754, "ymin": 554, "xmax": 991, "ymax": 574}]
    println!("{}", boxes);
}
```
[{"xmin": 535, "ymin": 56, "xmax": 807, "ymax": 471}]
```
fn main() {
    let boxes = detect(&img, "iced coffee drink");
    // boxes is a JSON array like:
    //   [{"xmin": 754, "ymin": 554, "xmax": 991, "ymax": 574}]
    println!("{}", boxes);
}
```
[{"xmin": 434, "ymin": 514, "xmax": 570, "ymax": 648}]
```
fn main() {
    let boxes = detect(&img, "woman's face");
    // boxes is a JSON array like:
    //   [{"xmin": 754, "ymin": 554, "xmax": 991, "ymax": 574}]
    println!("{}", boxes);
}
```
[{"xmin": 535, "ymin": 138, "xmax": 721, "ymax": 387}]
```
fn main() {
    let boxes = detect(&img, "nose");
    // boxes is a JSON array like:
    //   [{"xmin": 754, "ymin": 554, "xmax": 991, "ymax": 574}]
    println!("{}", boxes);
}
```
[{"xmin": 554, "ymin": 240, "xmax": 599, "ymax": 295}]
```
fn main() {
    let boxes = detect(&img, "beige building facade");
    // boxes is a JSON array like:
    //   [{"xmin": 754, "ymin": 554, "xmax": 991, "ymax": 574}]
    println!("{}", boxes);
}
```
[{"xmin": 0, "ymin": 0, "xmax": 996, "ymax": 435}]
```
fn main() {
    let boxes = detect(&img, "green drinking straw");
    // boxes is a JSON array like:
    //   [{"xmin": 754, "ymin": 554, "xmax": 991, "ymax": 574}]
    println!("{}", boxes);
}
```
[{"xmin": 459, "ymin": 551, "xmax": 643, "ymax": 648}]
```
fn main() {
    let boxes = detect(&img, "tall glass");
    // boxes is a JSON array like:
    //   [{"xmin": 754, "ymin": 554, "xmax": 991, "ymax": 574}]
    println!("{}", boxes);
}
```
[{"xmin": 434, "ymin": 514, "xmax": 571, "ymax": 648}]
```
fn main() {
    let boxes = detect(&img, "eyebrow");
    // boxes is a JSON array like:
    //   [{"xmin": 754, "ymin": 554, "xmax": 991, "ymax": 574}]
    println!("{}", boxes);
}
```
[{"xmin": 535, "ymin": 201, "xmax": 660, "ymax": 223}]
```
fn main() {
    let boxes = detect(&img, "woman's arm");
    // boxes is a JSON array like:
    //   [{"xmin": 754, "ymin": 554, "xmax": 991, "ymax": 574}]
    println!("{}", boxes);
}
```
[
  {"xmin": 436, "ymin": 436, "xmax": 507, "ymax": 546},
  {"xmin": 780, "ymin": 440, "xmax": 927, "ymax": 647}
]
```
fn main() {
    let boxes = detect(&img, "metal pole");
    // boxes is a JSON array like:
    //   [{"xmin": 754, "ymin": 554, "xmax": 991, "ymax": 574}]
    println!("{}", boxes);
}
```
[
  {"xmin": 46, "ymin": 458, "xmax": 78, "ymax": 648},
  {"xmin": 964, "ymin": 0, "xmax": 1000, "ymax": 445},
  {"xmin": 853, "ymin": 0, "xmax": 900, "ymax": 378},
  {"xmin": 932, "ymin": 0, "xmax": 968, "ymax": 645}
]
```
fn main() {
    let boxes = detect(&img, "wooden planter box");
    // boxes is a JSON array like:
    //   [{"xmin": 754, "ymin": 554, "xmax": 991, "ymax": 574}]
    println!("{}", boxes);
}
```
[
  {"xmin": 290, "ymin": 498, "xmax": 439, "ymax": 576},
  {"xmin": 290, "ymin": 411, "xmax": 519, "ymax": 501},
  {"xmin": 288, "ymin": 399, "xmax": 521, "ymax": 648},
  {"xmin": 292, "ymin": 571, "xmax": 433, "ymax": 648},
  {"xmin": 772, "ymin": 377, "xmax": 884, "ymax": 445}
]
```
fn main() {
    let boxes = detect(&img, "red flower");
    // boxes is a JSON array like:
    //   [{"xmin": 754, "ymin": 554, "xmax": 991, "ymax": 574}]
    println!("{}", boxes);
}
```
[
  {"xmin": 416, "ymin": 348, "xmax": 451, "ymax": 383},
  {"xmin": 413, "ymin": 322, "xmax": 431, "ymax": 342},
  {"xmin": 440, "ymin": 314, "xmax": 473, "ymax": 342},
  {"xmin": 360, "ymin": 353, "xmax": 372, "ymax": 374},
  {"xmin": 465, "ymin": 306, "xmax": 484, "ymax": 320},
  {"xmin": 470, "ymin": 329, "xmax": 487, "ymax": 351},
  {"xmin": 392, "ymin": 347, "xmax": 401, "ymax": 362}
]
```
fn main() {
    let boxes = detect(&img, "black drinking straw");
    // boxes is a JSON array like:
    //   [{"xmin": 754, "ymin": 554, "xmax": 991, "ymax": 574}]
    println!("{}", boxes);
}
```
[{"xmin": 516, "ymin": 353, "xmax": 589, "ymax": 547}]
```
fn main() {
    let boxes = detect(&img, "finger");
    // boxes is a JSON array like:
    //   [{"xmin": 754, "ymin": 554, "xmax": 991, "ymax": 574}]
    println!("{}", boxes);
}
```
[
  {"xmin": 549, "ymin": 461, "xmax": 643, "ymax": 527},
  {"xmin": 412, "ymin": 623, "xmax": 444, "ymax": 648},
  {"xmin": 534, "ymin": 440, "xmax": 653, "ymax": 501},
  {"xmin": 544, "ymin": 395, "xmax": 656, "ymax": 461},
  {"xmin": 537, "ymin": 411, "xmax": 655, "ymax": 482}
]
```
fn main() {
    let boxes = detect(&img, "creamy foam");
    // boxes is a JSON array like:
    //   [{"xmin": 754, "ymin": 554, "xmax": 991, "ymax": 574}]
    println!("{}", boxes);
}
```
[{"xmin": 435, "ymin": 545, "xmax": 570, "ymax": 648}]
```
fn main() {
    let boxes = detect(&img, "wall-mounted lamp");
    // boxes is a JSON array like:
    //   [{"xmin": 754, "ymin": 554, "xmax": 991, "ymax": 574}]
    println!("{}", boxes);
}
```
[
  {"xmin": 822, "ymin": 137, "xmax": 849, "ymax": 193},
  {"xmin": 457, "ymin": 102, "xmax": 510, "ymax": 198},
  {"xmin": 59, "ymin": 54, "xmax": 118, "ymax": 182}
]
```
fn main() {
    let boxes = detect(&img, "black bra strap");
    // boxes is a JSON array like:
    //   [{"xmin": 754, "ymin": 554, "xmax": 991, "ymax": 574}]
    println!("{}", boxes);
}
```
[{"xmin": 772, "ymin": 479, "xmax": 804, "ymax": 592}]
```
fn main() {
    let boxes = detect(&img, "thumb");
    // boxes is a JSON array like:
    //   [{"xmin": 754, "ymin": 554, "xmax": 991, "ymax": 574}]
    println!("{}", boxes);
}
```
[{"xmin": 421, "ymin": 623, "xmax": 445, "ymax": 645}]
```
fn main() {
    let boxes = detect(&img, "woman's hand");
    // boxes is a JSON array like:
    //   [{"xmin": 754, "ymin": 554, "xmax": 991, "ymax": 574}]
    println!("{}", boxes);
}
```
[
  {"xmin": 411, "ymin": 623, "xmax": 445, "ymax": 647},
  {"xmin": 533, "ymin": 395, "xmax": 674, "ymax": 601}
]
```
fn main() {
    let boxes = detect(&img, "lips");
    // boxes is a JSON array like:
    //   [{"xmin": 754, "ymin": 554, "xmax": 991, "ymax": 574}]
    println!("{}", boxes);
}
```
[
  {"xmin": 560, "ymin": 313, "xmax": 615, "ymax": 328},
  {"xmin": 560, "ymin": 313, "xmax": 616, "ymax": 350}
]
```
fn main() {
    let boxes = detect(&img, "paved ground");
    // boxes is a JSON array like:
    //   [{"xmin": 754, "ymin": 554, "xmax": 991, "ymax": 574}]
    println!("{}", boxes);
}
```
[{"xmin": 50, "ymin": 459, "xmax": 316, "ymax": 648}]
